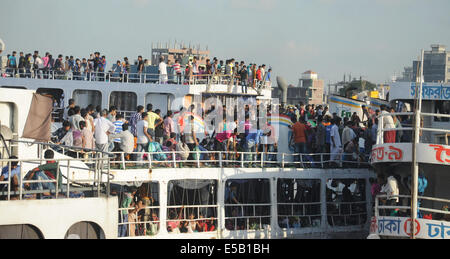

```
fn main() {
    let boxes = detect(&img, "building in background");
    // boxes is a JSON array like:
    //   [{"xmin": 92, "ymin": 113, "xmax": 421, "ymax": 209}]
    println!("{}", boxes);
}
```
[
  {"xmin": 394, "ymin": 66, "xmax": 414, "ymax": 82},
  {"xmin": 298, "ymin": 70, "xmax": 324, "ymax": 105},
  {"xmin": 412, "ymin": 44, "xmax": 450, "ymax": 83},
  {"xmin": 272, "ymin": 70, "xmax": 324, "ymax": 105},
  {"xmin": 151, "ymin": 42, "xmax": 210, "ymax": 66}
]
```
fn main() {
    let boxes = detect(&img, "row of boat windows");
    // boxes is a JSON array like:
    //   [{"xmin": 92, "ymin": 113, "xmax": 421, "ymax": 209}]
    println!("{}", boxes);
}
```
[
  {"xmin": 1, "ymin": 87, "xmax": 171, "ymax": 112},
  {"xmin": 115, "ymin": 178, "xmax": 367, "ymax": 236},
  {"xmin": 37, "ymin": 88, "xmax": 143, "ymax": 112}
]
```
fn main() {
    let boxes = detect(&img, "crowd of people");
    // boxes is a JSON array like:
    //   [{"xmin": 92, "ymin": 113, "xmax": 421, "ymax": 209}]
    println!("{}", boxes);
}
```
[
  {"xmin": 47, "ymin": 94, "xmax": 417, "ymax": 169},
  {"xmin": 2, "ymin": 50, "xmax": 110, "ymax": 81},
  {"xmin": 52, "ymin": 99, "xmax": 280, "ymax": 168},
  {"xmin": 1, "ymin": 50, "xmax": 272, "ymax": 88},
  {"xmin": 281, "ymin": 102, "xmax": 416, "ymax": 167}
]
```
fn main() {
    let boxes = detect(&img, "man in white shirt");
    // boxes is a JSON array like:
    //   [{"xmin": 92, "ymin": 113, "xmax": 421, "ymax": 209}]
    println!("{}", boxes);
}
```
[
  {"xmin": 381, "ymin": 105, "xmax": 396, "ymax": 143},
  {"xmin": 110, "ymin": 123, "xmax": 134, "ymax": 154},
  {"xmin": 330, "ymin": 117, "xmax": 342, "ymax": 164},
  {"xmin": 158, "ymin": 57, "xmax": 168, "ymax": 84},
  {"xmin": 136, "ymin": 112, "xmax": 153, "ymax": 161},
  {"xmin": 69, "ymin": 106, "xmax": 85, "ymax": 131},
  {"xmin": 94, "ymin": 109, "xmax": 116, "ymax": 152},
  {"xmin": 380, "ymin": 175, "xmax": 399, "ymax": 215},
  {"xmin": 342, "ymin": 121, "xmax": 357, "ymax": 147}
]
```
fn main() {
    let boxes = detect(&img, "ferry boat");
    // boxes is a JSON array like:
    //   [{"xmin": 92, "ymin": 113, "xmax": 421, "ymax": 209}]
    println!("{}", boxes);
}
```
[
  {"xmin": 0, "ymin": 60, "xmax": 376, "ymax": 239},
  {"xmin": 368, "ymin": 52, "xmax": 450, "ymax": 239}
]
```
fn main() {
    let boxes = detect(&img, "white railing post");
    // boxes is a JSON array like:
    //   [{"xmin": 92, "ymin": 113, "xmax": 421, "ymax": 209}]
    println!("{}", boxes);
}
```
[
  {"xmin": 197, "ymin": 151, "xmax": 200, "ymax": 168},
  {"xmin": 148, "ymin": 152, "xmax": 152, "ymax": 169},
  {"xmin": 375, "ymin": 196, "xmax": 379, "ymax": 218},
  {"xmin": 67, "ymin": 159, "xmax": 71, "ymax": 198},
  {"xmin": 300, "ymin": 153, "xmax": 304, "ymax": 168},
  {"xmin": 19, "ymin": 161, "xmax": 23, "ymax": 200},
  {"xmin": 7, "ymin": 161, "xmax": 11, "ymax": 200},
  {"xmin": 261, "ymin": 152, "xmax": 264, "ymax": 168},
  {"xmin": 172, "ymin": 151, "xmax": 176, "ymax": 168},
  {"xmin": 321, "ymin": 154, "xmax": 324, "ymax": 168},
  {"xmin": 55, "ymin": 161, "xmax": 60, "ymax": 198}
]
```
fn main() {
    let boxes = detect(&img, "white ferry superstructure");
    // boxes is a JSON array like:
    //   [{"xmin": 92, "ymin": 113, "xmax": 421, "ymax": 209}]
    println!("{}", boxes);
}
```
[{"xmin": 1, "ymin": 69, "xmax": 377, "ymax": 239}]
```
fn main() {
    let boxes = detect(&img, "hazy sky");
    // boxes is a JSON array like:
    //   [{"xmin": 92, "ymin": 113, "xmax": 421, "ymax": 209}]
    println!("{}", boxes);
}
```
[{"xmin": 1, "ymin": 0, "xmax": 450, "ymax": 85}]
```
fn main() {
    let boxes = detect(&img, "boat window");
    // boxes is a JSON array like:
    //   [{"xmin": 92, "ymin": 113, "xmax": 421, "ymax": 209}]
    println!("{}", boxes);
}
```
[
  {"xmin": 110, "ymin": 91, "xmax": 137, "ymax": 112},
  {"xmin": 277, "ymin": 179, "xmax": 321, "ymax": 229},
  {"xmin": 65, "ymin": 221, "xmax": 104, "ymax": 239},
  {"xmin": 167, "ymin": 179, "xmax": 217, "ymax": 234},
  {"xmin": 0, "ymin": 224, "xmax": 43, "ymax": 239},
  {"xmin": 224, "ymin": 179, "xmax": 271, "ymax": 231},
  {"xmin": 326, "ymin": 178, "xmax": 367, "ymax": 227},
  {"xmin": 114, "ymin": 182, "xmax": 160, "ymax": 237},
  {"xmin": 434, "ymin": 100, "xmax": 450, "ymax": 124},
  {"xmin": 145, "ymin": 93, "xmax": 171, "ymax": 116},
  {"xmin": 72, "ymin": 90, "xmax": 101, "ymax": 109},
  {"xmin": 36, "ymin": 88, "xmax": 64, "ymax": 122}
]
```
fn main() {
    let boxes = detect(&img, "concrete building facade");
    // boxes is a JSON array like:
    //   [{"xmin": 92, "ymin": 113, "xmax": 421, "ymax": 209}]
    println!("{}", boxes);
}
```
[
  {"xmin": 272, "ymin": 70, "xmax": 324, "ymax": 105},
  {"xmin": 413, "ymin": 44, "xmax": 450, "ymax": 83},
  {"xmin": 151, "ymin": 44, "xmax": 210, "ymax": 66}
]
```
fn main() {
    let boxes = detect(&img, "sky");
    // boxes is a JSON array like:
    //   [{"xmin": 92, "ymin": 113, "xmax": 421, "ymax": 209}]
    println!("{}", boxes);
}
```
[{"xmin": 1, "ymin": 0, "xmax": 450, "ymax": 86}]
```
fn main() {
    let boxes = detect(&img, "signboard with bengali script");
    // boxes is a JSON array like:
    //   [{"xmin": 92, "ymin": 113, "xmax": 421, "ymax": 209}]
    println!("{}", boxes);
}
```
[
  {"xmin": 370, "ymin": 143, "xmax": 450, "ymax": 166},
  {"xmin": 370, "ymin": 216, "xmax": 450, "ymax": 239},
  {"xmin": 390, "ymin": 82, "xmax": 450, "ymax": 101}
]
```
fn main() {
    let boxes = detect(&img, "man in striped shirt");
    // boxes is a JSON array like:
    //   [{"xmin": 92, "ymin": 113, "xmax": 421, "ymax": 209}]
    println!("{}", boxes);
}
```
[
  {"xmin": 129, "ymin": 105, "xmax": 144, "ymax": 137},
  {"xmin": 113, "ymin": 113, "xmax": 126, "ymax": 151},
  {"xmin": 172, "ymin": 59, "xmax": 182, "ymax": 84}
]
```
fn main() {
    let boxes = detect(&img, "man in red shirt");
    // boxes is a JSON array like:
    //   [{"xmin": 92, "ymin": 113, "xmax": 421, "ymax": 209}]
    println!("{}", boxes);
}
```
[{"xmin": 290, "ymin": 117, "xmax": 308, "ymax": 166}]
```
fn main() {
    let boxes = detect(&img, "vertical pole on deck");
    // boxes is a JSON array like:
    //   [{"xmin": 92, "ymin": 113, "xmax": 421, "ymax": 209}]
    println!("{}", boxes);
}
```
[{"xmin": 410, "ymin": 49, "xmax": 424, "ymax": 239}]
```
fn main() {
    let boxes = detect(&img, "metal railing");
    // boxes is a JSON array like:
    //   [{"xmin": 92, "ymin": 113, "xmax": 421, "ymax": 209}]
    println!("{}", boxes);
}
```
[
  {"xmin": 0, "ymin": 68, "xmax": 273, "ymax": 87},
  {"xmin": 0, "ymin": 139, "xmax": 113, "ymax": 201},
  {"xmin": 108, "ymin": 150, "xmax": 371, "ymax": 170},
  {"xmin": 376, "ymin": 112, "xmax": 450, "ymax": 145},
  {"xmin": 0, "ymin": 156, "xmax": 111, "ymax": 201},
  {"xmin": 374, "ymin": 194, "xmax": 450, "ymax": 218},
  {"xmin": 326, "ymin": 201, "xmax": 368, "ymax": 226},
  {"xmin": 165, "ymin": 205, "xmax": 218, "ymax": 234},
  {"xmin": 118, "ymin": 205, "xmax": 160, "ymax": 237},
  {"xmin": 278, "ymin": 202, "xmax": 322, "ymax": 228},
  {"xmin": 224, "ymin": 203, "xmax": 271, "ymax": 231}
]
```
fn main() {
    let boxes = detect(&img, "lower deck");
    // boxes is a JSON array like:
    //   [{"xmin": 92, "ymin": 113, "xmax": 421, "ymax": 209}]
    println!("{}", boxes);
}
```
[
  {"xmin": 0, "ymin": 167, "xmax": 375, "ymax": 239},
  {"xmin": 109, "ymin": 167, "xmax": 374, "ymax": 239}
]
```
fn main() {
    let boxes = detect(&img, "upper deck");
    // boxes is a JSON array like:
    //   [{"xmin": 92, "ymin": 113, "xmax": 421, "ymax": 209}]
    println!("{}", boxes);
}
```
[{"xmin": 0, "ymin": 69, "xmax": 274, "ymax": 119}]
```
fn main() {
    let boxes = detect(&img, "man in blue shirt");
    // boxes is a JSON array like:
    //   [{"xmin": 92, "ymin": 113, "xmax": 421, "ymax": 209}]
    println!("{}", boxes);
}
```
[
  {"xmin": 0, "ymin": 156, "xmax": 21, "ymax": 194},
  {"xmin": 244, "ymin": 120, "xmax": 262, "ymax": 167},
  {"xmin": 7, "ymin": 51, "xmax": 17, "ymax": 76}
]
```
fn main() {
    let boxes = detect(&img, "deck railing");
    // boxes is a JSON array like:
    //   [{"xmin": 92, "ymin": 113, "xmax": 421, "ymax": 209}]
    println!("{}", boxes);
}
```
[
  {"xmin": 224, "ymin": 203, "xmax": 271, "ymax": 231},
  {"xmin": 326, "ymin": 200, "xmax": 368, "ymax": 226},
  {"xmin": 0, "ymin": 156, "xmax": 111, "ymax": 201},
  {"xmin": 376, "ymin": 112, "xmax": 450, "ymax": 145},
  {"xmin": 0, "ymin": 68, "xmax": 272, "ymax": 88},
  {"xmin": 374, "ymin": 194, "xmax": 450, "ymax": 218},
  {"xmin": 108, "ymin": 150, "xmax": 371, "ymax": 170}
]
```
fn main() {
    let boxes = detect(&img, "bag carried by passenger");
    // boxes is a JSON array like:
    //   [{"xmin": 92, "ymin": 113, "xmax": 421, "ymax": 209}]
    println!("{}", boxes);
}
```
[
  {"xmin": 192, "ymin": 146, "xmax": 201, "ymax": 160},
  {"xmin": 148, "ymin": 142, "xmax": 167, "ymax": 161}
]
